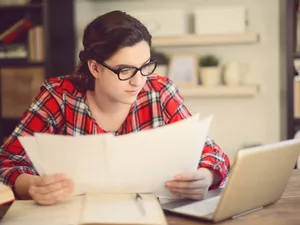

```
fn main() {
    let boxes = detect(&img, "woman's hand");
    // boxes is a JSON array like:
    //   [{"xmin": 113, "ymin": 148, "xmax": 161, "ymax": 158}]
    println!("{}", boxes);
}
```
[
  {"xmin": 165, "ymin": 168, "xmax": 217, "ymax": 200},
  {"xmin": 28, "ymin": 173, "xmax": 74, "ymax": 205}
]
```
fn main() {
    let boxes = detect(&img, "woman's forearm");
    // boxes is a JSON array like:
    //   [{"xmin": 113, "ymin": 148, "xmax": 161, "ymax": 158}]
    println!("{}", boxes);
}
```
[{"xmin": 14, "ymin": 174, "xmax": 39, "ymax": 200}]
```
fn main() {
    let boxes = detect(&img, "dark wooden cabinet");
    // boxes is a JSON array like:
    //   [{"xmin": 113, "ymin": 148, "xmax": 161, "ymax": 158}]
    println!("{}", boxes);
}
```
[{"xmin": 0, "ymin": 0, "xmax": 76, "ymax": 144}]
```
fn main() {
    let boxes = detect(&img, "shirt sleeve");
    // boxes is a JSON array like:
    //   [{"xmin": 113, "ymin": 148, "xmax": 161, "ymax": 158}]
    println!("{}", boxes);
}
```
[
  {"xmin": 0, "ymin": 86, "xmax": 64, "ymax": 190},
  {"xmin": 160, "ymin": 79, "xmax": 230, "ymax": 189}
]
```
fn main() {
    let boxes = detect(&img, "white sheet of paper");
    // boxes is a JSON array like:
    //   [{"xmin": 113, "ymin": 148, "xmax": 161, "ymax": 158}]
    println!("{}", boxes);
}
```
[
  {"xmin": 104, "ymin": 115, "xmax": 212, "ymax": 197},
  {"xmin": 34, "ymin": 133, "xmax": 112, "ymax": 195},
  {"xmin": 20, "ymin": 113, "xmax": 212, "ymax": 198},
  {"xmin": 18, "ymin": 136, "xmax": 46, "ymax": 176}
]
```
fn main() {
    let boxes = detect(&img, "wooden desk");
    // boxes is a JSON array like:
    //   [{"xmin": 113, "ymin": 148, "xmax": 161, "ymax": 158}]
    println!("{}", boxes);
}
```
[{"xmin": 166, "ymin": 169, "xmax": 300, "ymax": 225}]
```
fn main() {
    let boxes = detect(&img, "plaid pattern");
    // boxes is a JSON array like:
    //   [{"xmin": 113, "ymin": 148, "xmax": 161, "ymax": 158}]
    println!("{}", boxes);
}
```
[{"xmin": 0, "ymin": 74, "xmax": 230, "ymax": 191}]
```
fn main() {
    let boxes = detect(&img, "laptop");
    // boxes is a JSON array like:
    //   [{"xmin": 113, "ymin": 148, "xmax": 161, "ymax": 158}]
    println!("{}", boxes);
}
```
[{"xmin": 160, "ymin": 139, "xmax": 300, "ymax": 223}]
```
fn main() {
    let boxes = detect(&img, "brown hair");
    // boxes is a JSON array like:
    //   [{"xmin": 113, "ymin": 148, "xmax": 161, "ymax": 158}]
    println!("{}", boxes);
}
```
[{"xmin": 74, "ymin": 10, "xmax": 152, "ymax": 90}]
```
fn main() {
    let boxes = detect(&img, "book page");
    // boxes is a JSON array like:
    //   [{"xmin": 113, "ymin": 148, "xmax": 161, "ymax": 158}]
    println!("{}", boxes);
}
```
[
  {"xmin": 34, "ymin": 133, "xmax": 112, "ymax": 196},
  {"xmin": 1, "ymin": 196, "xmax": 83, "ymax": 225},
  {"xmin": 0, "ymin": 183, "xmax": 14, "ymax": 204},
  {"xmin": 104, "ymin": 115, "xmax": 212, "ymax": 197},
  {"xmin": 18, "ymin": 136, "xmax": 46, "ymax": 176},
  {"xmin": 80, "ymin": 193, "xmax": 167, "ymax": 225}
]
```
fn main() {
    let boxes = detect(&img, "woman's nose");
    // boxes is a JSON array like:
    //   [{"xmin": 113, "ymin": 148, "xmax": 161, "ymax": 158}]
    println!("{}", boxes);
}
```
[{"xmin": 129, "ymin": 71, "xmax": 145, "ymax": 86}]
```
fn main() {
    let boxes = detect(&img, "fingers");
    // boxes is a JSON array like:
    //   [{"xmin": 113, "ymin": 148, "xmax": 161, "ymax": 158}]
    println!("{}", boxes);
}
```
[
  {"xmin": 165, "ymin": 173, "xmax": 210, "ymax": 200},
  {"xmin": 39, "ymin": 173, "xmax": 67, "ymax": 186},
  {"xmin": 170, "ymin": 187, "xmax": 208, "ymax": 200},
  {"xmin": 173, "ymin": 172, "xmax": 206, "ymax": 181},
  {"xmin": 176, "ymin": 193, "xmax": 205, "ymax": 200},
  {"xmin": 171, "ymin": 188, "xmax": 206, "ymax": 195},
  {"xmin": 31, "ymin": 179, "xmax": 73, "ymax": 194},
  {"xmin": 166, "ymin": 179, "xmax": 208, "ymax": 189},
  {"xmin": 29, "ymin": 174, "xmax": 74, "ymax": 206},
  {"xmin": 31, "ymin": 187, "xmax": 71, "ymax": 206}
]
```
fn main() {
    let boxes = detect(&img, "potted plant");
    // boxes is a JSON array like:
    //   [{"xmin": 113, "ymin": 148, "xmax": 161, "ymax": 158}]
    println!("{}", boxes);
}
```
[
  {"xmin": 199, "ymin": 54, "xmax": 221, "ymax": 86},
  {"xmin": 150, "ymin": 49, "xmax": 169, "ymax": 77}
]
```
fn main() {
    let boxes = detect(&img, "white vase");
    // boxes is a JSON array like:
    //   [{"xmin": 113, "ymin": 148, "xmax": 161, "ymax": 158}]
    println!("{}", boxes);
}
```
[
  {"xmin": 223, "ymin": 62, "xmax": 241, "ymax": 85},
  {"xmin": 199, "ymin": 67, "xmax": 221, "ymax": 86}
]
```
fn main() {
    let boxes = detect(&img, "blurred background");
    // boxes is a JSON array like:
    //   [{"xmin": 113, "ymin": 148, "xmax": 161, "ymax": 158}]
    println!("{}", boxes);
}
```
[{"xmin": 0, "ymin": 0, "xmax": 299, "ymax": 163}]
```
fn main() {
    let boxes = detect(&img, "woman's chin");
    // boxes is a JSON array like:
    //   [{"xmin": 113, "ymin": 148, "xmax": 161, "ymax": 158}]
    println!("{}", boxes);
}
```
[{"xmin": 118, "ymin": 95, "xmax": 138, "ymax": 105}]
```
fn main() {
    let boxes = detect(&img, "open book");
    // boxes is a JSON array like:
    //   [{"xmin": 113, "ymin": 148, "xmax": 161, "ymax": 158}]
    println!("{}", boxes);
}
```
[
  {"xmin": 0, "ymin": 183, "xmax": 15, "ymax": 220},
  {"xmin": 18, "ymin": 114, "xmax": 212, "ymax": 198},
  {"xmin": 81, "ymin": 193, "xmax": 167, "ymax": 225},
  {"xmin": 1, "ymin": 193, "xmax": 167, "ymax": 225}
]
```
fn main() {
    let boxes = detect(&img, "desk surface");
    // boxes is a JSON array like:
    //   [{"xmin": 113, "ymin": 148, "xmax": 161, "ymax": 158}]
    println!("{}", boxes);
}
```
[{"xmin": 165, "ymin": 169, "xmax": 300, "ymax": 225}]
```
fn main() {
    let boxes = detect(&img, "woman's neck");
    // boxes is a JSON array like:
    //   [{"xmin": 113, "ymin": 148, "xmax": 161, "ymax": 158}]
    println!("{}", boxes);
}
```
[
  {"xmin": 87, "ymin": 88, "xmax": 130, "ymax": 116},
  {"xmin": 86, "ymin": 89, "xmax": 132, "ymax": 132}
]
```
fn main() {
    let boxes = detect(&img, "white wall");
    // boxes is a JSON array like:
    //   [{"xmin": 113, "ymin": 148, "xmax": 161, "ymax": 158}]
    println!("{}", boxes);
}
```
[{"xmin": 74, "ymin": 0, "xmax": 281, "ymax": 162}]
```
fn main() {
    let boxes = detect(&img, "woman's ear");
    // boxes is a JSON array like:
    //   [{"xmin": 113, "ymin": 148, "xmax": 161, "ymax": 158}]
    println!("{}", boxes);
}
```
[{"xmin": 87, "ymin": 60, "xmax": 100, "ymax": 78}]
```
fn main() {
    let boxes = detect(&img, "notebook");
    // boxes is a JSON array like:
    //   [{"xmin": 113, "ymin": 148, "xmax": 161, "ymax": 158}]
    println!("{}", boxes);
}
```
[
  {"xmin": 80, "ymin": 193, "xmax": 167, "ymax": 225},
  {"xmin": 1, "ymin": 193, "xmax": 168, "ymax": 225},
  {"xmin": 0, "ymin": 183, "xmax": 15, "ymax": 220},
  {"xmin": 1, "ymin": 195, "xmax": 83, "ymax": 225}
]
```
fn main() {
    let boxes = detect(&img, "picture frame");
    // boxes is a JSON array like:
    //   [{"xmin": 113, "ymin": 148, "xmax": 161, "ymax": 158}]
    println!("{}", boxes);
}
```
[{"xmin": 168, "ymin": 53, "xmax": 198, "ymax": 87}]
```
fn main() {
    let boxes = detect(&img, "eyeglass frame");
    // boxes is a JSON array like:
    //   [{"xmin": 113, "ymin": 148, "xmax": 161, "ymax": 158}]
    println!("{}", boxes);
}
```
[{"xmin": 96, "ymin": 59, "xmax": 158, "ymax": 81}]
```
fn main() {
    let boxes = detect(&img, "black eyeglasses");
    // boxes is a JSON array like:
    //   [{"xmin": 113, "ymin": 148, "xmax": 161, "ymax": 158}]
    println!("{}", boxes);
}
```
[{"xmin": 97, "ymin": 59, "xmax": 157, "ymax": 81}]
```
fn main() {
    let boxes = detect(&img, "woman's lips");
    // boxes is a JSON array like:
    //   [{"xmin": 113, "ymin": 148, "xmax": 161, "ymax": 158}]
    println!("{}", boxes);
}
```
[{"xmin": 126, "ymin": 90, "xmax": 139, "ymax": 95}]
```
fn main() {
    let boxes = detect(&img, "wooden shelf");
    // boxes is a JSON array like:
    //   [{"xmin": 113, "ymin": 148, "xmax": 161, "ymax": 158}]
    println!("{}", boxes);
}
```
[
  {"xmin": 0, "ymin": 3, "xmax": 42, "ymax": 10},
  {"xmin": 0, "ymin": 59, "xmax": 44, "ymax": 67},
  {"xmin": 152, "ymin": 32, "xmax": 259, "ymax": 47},
  {"xmin": 179, "ymin": 85, "xmax": 259, "ymax": 98}
]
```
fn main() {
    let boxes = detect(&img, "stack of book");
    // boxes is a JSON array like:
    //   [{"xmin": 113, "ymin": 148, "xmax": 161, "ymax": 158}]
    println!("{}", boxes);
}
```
[{"xmin": 0, "ymin": 13, "xmax": 45, "ymax": 62}]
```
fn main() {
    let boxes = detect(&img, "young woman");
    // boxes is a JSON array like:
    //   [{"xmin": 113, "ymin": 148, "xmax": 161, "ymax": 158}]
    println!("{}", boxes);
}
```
[{"xmin": 0, "ymin": 10, "xmax": 230, "ymax": 206}]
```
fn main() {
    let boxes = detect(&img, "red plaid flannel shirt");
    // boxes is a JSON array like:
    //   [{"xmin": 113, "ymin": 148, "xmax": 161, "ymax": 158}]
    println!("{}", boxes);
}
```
[{"xmin": 0, "ymin": 74, "xmax": 230, "ymax": 191}]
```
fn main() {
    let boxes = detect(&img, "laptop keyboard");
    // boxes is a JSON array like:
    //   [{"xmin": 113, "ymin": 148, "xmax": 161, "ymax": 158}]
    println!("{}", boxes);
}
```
[{"xmin": 172, "ymin": 195, "xmax": 221, "ymax": 217}]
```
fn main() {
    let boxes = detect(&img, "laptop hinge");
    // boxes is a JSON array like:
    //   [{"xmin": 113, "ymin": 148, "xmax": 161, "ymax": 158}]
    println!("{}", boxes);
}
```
[{"xmin": 231, "ymin": 206, "xmax": 263, "ymax": 219}]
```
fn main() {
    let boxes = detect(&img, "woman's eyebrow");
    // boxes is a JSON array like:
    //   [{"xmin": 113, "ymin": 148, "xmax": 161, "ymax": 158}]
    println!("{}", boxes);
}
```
[{"xmin": 115, "ymin": 58, "xmax": 150, "ymax": 67}]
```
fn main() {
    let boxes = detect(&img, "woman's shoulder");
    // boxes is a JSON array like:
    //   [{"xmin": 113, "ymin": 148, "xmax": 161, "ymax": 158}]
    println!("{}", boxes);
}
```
[{"xmin": 42, "ymin": 74, "xmax": 86, "ymax": 98}]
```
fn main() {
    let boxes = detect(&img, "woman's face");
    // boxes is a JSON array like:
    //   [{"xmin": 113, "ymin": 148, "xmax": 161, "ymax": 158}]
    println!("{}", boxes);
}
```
[{"xmin": 89, "ymin": 40, "xmax": 152, "ymax": 105}]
